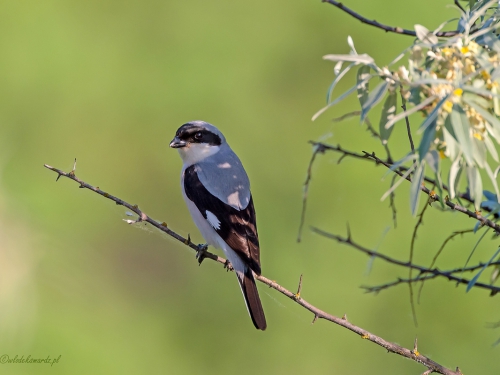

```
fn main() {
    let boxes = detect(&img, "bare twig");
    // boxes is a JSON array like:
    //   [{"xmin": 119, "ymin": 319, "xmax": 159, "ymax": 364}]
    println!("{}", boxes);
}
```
[
  {"xmin": 331, "ymin": 111, "xmax": 392, "ymax": 162},
  {"xmin": 297, "ymin": 143, "xmax": 326, "ymax": 242},
  {"xmin": 331, "ymin": 110, "xmax": 361, "ymax": 123},
  {"xmin": 311, "ymin": 226, "xmax": 500, "ymax": 294},
  {"xmin": 322, "ymin": 0, "xmax": 460, "ymax": 37},
  {"xmin": 362, "ymin": 275, "xmax": 439, "ymax": 294},
  {"xmin": 418, "ymin": 229, "xmax": 474, "ymax": 302},
  {"xmin": 364, "ymin": 256, "xmax": 500, "ymax": 294},
  {"xmin": 363, "ymin": 117, "xmax": 392, "ymax": 163},
  {"xmin": 401, "ymin": 92, "xmax": 415, "ymax": 153},
  {"xmin": 44, "ymin": 162, "xmax": 462, "ymax": 375},
  {"xmin": 409, "ymin": 197, "xmax": 432, "ymax": 327},
  {"xmin": 389, "ymin": 174, "xmax": 398, "ymax": 228}
]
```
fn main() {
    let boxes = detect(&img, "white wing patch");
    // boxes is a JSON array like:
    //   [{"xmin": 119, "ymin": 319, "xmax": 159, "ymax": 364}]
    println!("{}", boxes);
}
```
[{"xmin": 205, "ymin": 210, "xmax": 221, "ymax": 230}]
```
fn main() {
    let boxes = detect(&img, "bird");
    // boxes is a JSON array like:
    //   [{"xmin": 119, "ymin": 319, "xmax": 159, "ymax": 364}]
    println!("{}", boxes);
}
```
[{"xmin": 169, "ymin": 120, "xmax": 267, "ymax": 330}]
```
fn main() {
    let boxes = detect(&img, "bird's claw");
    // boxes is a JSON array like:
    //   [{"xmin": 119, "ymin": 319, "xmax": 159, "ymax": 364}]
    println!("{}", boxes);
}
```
[
  {"xmin": 196, "ymin": 244, "xmax": 209, "ymax": 265},
  {"xmin": 223, "ymin": 259, "xmax": 233, "ymax": 272}
]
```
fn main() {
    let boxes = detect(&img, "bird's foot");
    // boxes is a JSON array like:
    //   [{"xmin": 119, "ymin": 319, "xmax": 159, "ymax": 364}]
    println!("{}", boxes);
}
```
[
  {"xmin": 223, "ymin": 259, "xmax": 233, "ymax": 272},
  {"xmin": 195, "ymin": 244, "xmax": 209, "ymax": 265}
]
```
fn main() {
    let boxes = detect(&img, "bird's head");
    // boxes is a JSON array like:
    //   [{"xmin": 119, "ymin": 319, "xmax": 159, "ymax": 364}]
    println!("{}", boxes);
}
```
[{"xmin": 170, "ymin": 121, "xmax": 226, "ymax": 165}]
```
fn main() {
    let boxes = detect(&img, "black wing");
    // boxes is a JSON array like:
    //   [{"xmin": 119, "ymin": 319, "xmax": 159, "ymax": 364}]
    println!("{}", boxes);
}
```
[{"xmin": 184, "ymin": 165, "xmax": 261, "ymax": 274}]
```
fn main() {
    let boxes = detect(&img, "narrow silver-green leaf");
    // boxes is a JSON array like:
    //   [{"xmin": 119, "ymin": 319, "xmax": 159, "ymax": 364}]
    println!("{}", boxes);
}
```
[
  {"xmin": 463, "ymin": 92, "xmax": 490, "ymax": 108},
  {"xmin": 485, "ymin": 163, "xmax": 500, "ymax": 202},
  {"xmin": 426, "ymin": 150, "xmax": 440, "ymax": 174},
  {"xmin": 381, "ymin": 163, "xmax": 416, "ymax": 201},
  {"xmin": 333, "ymin": 61, "xmax": 343, "ymax": 76},
  {"xmin": 462, "ymin": 84, "xmax": 500, "ymax": 98},
  {"xmin": 383, "ymin": 151, "xmax": 414, "ymax": 179},
  {"xmin": 385, "ymin": 95, "xmax": 437, "ymax": 129},
  {"xmin": 410, "ymin": 161, "xmax": 426, "ymax": 216},
  {"xmin": 379, "ymin": 91, "xmax": 397, "ymax": 144},
  {"xmin": 312, "ymin": 85, "xmax": 358, "ymax": 121},
  {"xmin": 327, "ymin": 62, "xmax": 355, "ymax": 103},
  {"xmin": 361, "ymin": 81, "xmax": 388, "ymax": 122},
  {"xmin": 347, "ymin": 35, "xmax": 357, "ymax": 54},
  {"xmin": 467, "ymin": 165, "xmax": 483, "ymax": 209},
  {"xmin": 449, "ymin": 154, "xmax": 462, "ymax": 199},
  {"xmin": 467, "ymin": 247, "xmax": 500, "ymax": 292},
  {"xmin": 492, "ymin": 86, "xmax": 500, "ymax": 116},
  {"xmin": 450, "ymin": 104, "xmax": 474, "ymax": 166},
  {"xmin": 443, "ymin": 127, "xmax": 459, "ymax": 160},
  {"xmin": 484, "ymin": 134, "xmax": 499, "ymax": 161},
  {"xmin": 418, "ymin": 96, "xmax": 448, "ymax": 133},
  {"xmin": 356, "ymin": 65, "xmax": 370, "ymax": 107},
  {"xmin": 471, "ymin": 136, "xmax": 487, "ymax": 168},
  {"xmin": 414, "ymin": 24, "xmax": 438, "ymax": 44},
  {"xmin": 426, "ymin": 150, "xmax": 445, "ymax": 208},
  {"xmin": 323, "ymin": 54, "xmax": 374, "ymax": 65},
  {"xmin": 418, "ymin": 119, "xmax": 437, "ymax": 161}
]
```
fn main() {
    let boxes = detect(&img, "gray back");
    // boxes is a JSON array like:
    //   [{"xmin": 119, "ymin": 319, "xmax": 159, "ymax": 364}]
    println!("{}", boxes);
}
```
[{"xmin": 195, "ymin": 143, "xmax": 251, "ymax": 210}]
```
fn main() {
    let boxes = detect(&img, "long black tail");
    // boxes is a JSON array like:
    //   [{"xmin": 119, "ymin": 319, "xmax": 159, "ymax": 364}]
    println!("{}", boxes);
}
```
[{"xmin": 237, "ymin": 269, "xmax": 267, "ymax": 330}]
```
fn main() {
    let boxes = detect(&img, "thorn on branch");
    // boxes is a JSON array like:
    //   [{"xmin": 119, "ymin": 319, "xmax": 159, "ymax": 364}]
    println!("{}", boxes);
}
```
[
  {"xmin": 294, "ymin": 274, "xmax": 303, "ymax": 300},
  {"xmin": 68, "ymin": 158, "xmax": 77, "ymax": 177},
  {"xmin": 342, "ymin": 313, "xmax": 348, "ymax": 321},
  {"xmin": 312, "ymin": 314, "xmax": 319, "ymax": 324},
  {"xmin": 412, "ymin": 337, "xmax": 420, "ymax": 357}
]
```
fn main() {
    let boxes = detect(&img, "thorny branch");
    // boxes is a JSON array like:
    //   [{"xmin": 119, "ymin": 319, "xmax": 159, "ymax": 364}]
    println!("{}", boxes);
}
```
[
  {"xmin": 306, "ymin": 141, "xmax": 500, "ymax": 231},
  {"xmin": 364, "ymin": 254, "xmax": 500, "ymax": 294},
  {"xmin": 44, "ymin": 162, "xmax": 462, "ymax": 375},
  {"xmin": 362, "ymin": 150, "xmax": 500, "ymax": 233},
  {"xmin": 311, "ymin": 227, "xmax": 500, "ymax": 294},
  {"xmin": 322, "ymin": 0, "xmax": 461, "ymax": 37}
]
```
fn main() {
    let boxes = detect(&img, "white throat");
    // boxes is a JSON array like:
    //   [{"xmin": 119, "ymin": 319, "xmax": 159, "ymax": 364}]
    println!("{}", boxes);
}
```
[{"xmin": 178, "ymin": 143, "xmax": 221, "ymax": 166}]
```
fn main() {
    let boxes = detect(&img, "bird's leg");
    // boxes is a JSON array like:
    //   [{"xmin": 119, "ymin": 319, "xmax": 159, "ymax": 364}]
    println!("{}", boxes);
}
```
[
  {"xmin": 223, "ymin": 260, "xmax": 233, "ymax": 272},
  {"xmin": 195, "ymin": 243, "xmax": 209, "ymax": 265}
]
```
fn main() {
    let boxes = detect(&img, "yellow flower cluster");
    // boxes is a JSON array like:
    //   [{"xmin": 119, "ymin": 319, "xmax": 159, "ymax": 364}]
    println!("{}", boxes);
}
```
[{"xmin": 408, "ymin": 39, "xmax": 500, "ymax": 157}]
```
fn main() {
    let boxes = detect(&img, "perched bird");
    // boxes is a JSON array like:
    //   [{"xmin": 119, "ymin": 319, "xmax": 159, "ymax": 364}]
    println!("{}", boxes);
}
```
[{"xmin": 170, "ymin": 121, "xmax": 266, "ymax": 330}]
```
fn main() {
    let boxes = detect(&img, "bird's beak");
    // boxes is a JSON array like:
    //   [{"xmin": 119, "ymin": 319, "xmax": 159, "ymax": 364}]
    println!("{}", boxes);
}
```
[{"xmin": 170, "ymin": 137, "xmax": 187, "ymax": 148}]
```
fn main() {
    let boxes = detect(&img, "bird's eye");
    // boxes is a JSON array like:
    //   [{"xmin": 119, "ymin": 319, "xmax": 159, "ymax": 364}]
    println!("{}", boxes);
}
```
[{"xmin": 194, "ymin": 132, "xmax": 203, "ymax": 140}]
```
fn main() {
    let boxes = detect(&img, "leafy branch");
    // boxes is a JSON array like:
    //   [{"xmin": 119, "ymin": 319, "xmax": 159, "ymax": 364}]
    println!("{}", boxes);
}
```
[{"xmin": 318, "ymin": 0, "xmax": 500, "ymax": 211}]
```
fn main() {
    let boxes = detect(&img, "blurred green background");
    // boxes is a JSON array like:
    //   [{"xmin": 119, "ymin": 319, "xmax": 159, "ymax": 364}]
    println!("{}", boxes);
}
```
[{"xmin": 0, "ymin": 0, "xmax": 498, "ymax": 374}]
